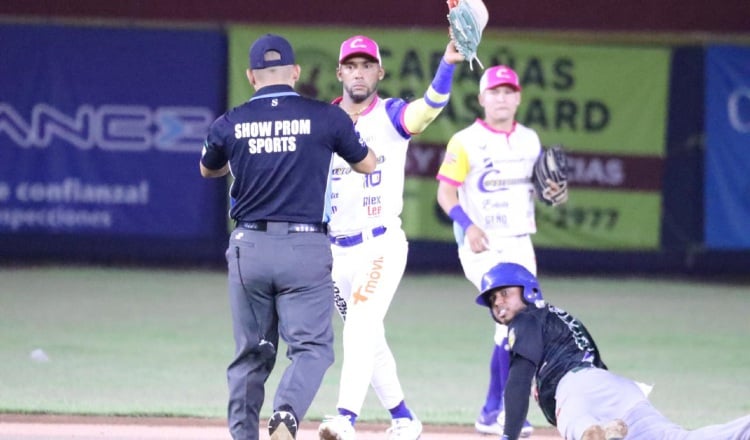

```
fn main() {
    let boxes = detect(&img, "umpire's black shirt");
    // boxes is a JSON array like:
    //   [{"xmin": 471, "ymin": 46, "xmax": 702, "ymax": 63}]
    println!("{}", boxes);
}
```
[{"xmin": 201, "ymin": 84, "xmax": 368, "ymax": 224}]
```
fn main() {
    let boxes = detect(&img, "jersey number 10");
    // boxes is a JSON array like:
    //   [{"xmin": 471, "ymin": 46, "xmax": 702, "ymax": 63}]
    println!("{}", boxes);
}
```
[{"xmin": 364, "ymin": 170, "xmax": 382, "ymax": 188}]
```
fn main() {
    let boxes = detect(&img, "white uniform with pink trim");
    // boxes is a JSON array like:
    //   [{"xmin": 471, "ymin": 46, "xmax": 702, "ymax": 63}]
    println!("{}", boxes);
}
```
[
  {"xmin": 328, "ymin": 95, "xmax": 411, "ymax": 415},
  {"xmin": 330, "ymin": 97, "xmax": 407, "ymax": 237},
  {"xmin": 436, "ymin": 119, "xmax": 542, "ymax": 343}
]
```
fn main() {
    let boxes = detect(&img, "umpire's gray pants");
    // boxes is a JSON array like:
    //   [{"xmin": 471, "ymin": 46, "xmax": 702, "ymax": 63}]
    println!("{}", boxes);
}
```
[{"xmin": 225, "ymin": 223, "xmax": 335, "ymax": 440}]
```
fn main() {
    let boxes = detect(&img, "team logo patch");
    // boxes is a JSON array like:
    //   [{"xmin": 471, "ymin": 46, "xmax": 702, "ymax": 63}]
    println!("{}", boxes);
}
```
[{"xmin": 508, "ymin": 328, "xmax": 516, "ymax": 349}]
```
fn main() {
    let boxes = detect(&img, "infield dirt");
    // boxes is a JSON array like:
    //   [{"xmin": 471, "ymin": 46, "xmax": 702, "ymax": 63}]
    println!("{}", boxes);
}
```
[{"xmin": 0, "ymin": 414, "xmax": 563, "ymax": 439}]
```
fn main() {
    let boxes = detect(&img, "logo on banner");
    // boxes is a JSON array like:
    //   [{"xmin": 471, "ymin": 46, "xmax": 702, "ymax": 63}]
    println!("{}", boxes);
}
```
[{"xmin": 0, "ymin": 103, "xmax": 214, "ymax": 152}]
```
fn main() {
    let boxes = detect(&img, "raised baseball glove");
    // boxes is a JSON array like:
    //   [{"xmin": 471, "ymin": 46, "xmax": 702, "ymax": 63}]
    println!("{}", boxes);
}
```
[
  {"xmin": 533, "ymin": 144, "xmax": 569, "ymax": 206},
  {"xmin": 447, "ymin": 0, "xmax": 488, "ymax": 70}
]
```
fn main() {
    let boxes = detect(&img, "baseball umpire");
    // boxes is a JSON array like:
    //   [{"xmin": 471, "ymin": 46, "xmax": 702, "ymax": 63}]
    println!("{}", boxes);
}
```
[
  {"xmin": 475, "ymin": 262, "xmax": 750, "ymax": 440},
  {"xmin": 200, "ymin": 33, "xmax": 376, "ymax": 440}
]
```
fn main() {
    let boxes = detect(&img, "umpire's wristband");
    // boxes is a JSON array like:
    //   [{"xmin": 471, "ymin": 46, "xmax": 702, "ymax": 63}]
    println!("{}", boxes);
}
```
[{"xmin": 449, "ymin": 205, "xmax": 473, "ymax": 231}]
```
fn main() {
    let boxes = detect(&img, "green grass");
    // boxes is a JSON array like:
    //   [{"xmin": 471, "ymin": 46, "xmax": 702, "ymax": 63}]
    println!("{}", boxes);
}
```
[{"xmin": 0, "ymin": 267, "xmax": 748, "ymax": 429}]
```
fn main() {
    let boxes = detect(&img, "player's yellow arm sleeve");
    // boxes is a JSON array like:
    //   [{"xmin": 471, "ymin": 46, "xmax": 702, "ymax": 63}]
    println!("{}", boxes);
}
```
[
  {"xmin": 403, "ymin": 58, "xmax": 456, "ymax": 134},
  {"xmin": 436, "ymin": 136, "xmax": 470, "ymax": 184}
]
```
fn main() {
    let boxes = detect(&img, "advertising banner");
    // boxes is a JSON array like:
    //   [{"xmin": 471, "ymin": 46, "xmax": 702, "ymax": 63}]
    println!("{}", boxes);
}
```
[
  {"xmin": 0, "ymin": 23, "xmax": 227, "ymax": 238},
  {"xmin": 228, "ymin": 26, "xmax": 670, "ymax": 249},
  {"xmin": 705, "ymin": 45, "xmax": 750, "ymax": 249}
]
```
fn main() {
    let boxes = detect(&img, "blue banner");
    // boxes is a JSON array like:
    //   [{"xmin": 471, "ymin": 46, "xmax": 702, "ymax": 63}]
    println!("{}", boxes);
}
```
[
  {"xmin": 704, "ymin": 45, "xmax": 750, "ymax": 249},
  {"xmin": 0, "ymin": 23, "xmax": 227, "ymax": 238}
]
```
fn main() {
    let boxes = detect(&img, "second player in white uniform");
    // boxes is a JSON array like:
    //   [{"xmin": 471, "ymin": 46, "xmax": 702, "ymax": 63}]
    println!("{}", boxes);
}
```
[
  {"xmin": 318, "ymin": 35, "xmax": 464, "ymax": 440},
  {"xmin": 436, "ymin": 65, "xmax": 564, "ymax": 437}
]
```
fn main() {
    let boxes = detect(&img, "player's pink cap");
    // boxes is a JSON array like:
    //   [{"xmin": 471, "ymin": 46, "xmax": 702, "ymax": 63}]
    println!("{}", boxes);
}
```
[
  {"xmin": 479, "ymin": 65, "xmax": 521, "ymax": 92},
  {"xmin": 339, "ymin": 35, "xmax": 382, "ymax": 65}
]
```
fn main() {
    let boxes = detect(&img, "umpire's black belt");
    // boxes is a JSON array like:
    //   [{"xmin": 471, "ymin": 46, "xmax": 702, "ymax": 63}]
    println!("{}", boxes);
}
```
[
  {"xmin": 238, "ymin": 221, "xmax": 327, "ymax": 233},
  {"xmin": 329, "ymin": 226, "xmax": 387, "ymax": 247}
]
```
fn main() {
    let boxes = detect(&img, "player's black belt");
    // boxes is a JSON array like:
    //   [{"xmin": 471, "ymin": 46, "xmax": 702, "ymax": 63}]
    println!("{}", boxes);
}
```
[
  {"xmin": 329, "ymin": 226, "xmax": 387, "ymax": 247},
  {"xmin": 238, "ymin": 221, "xmax": 327, "ymax": 233}
]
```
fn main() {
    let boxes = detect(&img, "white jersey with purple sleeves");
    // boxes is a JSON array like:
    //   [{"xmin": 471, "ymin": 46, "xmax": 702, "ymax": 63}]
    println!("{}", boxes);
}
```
[
  {"xmin": 326, "ymin": 50, "xmax": 457, "ymax": 420},
  {"xmin": 329, "ymin": 96, "xmax": 408, "ymax": 237},
  {"xmin": 327, "ymin": 95, "xmax": 412, "ymax": 415}
]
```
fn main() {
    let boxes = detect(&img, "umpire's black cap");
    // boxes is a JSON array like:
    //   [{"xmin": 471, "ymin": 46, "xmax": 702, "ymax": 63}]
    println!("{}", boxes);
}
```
[{"xmin": 249, "ymin": 34, "xmax": 296, "ymax": 69}]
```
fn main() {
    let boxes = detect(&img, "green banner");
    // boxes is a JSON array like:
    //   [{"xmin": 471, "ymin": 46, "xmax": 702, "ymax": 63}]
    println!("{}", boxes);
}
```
[
  {"xmin": 227, "ymin": 25, "xmax": 479, "ymax": 129},
  {"xmin": 403, "ymin": 179, "xmax": 660, "ymax": 250},
  {"xmin": 228, "ymin": 27, "xmax": 669, "ymax": 151},
  {"xmin": 475, "ymin": 37, "xmax": 670, "ymax": 156},
  {"xmin": 532, "ymin": 190, "xmax": 661, "ymax": 249},
  {"xmin": 227, "ymin": 26, "xmax": 670, "ymax": 250}
]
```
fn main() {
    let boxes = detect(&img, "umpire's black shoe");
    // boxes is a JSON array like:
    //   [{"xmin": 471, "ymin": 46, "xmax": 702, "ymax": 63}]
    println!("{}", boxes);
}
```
[{"xmin": 268, "ymin": 410, "xmax": 298, "ymax": 440}]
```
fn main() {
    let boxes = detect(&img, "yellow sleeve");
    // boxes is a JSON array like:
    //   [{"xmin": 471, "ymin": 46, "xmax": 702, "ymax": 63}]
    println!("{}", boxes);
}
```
[
  {"xmin": 436, "ymin": 136, "xmax": 469, "ymax": 185},
  {"xmin": 402, "ymin": 85, "xmax": 451, "ymax": 134}
]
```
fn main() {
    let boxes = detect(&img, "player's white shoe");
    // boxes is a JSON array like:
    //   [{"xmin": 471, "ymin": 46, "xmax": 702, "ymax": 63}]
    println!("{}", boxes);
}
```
[
  {"xmin": 386, "ymin": 415, "xmax": 423, "ymax": 439},
  {"xmin": 520, "ymin": 420, "xmax": 534, "ymax": 437},
  {"xmin": 474, "ymin": 410, "xmax": 533, "ymax": 437},
  {"xmin": 474, "ymin": 409, "xmax": 503, "ymax": 434},
  {"xmin": 318, "ymin": 414, "xmax": 356, "ymax": 440}
]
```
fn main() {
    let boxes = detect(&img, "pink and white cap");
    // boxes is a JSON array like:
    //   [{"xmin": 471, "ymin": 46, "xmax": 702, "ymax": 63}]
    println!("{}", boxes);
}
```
[
  {"xmin": 479, "ymin": 65, "xmax": 521, "ymax": 92},
  {"xmin": 339, "ymin": 35, "xmax": 382, "ymax": 65}
]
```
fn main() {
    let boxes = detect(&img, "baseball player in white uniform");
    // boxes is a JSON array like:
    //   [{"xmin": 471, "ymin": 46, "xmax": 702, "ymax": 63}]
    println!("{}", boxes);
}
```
[
  {"xmin": 436, "ymin": 65, "xmax": 567, "ymax": 437},
  {"xmin": 317, "ymin": 35, "xmax": 464, "ymax": 440}
]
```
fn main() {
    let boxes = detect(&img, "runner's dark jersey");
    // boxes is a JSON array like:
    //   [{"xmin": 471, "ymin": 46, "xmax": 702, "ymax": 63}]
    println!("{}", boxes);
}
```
[{"xmin": 508, "ymin": 303, "xmax": 607, "ymax": 425}]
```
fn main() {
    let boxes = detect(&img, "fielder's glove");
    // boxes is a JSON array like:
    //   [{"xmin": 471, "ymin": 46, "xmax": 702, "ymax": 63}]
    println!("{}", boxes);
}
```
[
  {"xmin": 447, "ymin": 0, "xmax": 488, "ymax": 70},
  {"xmin": 533, "ymin": 144, "xmax": 569, "ymax": 206}
]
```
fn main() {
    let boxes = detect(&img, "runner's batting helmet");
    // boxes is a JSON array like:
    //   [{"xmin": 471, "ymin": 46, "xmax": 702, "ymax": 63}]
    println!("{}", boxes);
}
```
[{"xmin": 475, "ymin": 262, "xmax": 544, "ymax": 307}]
